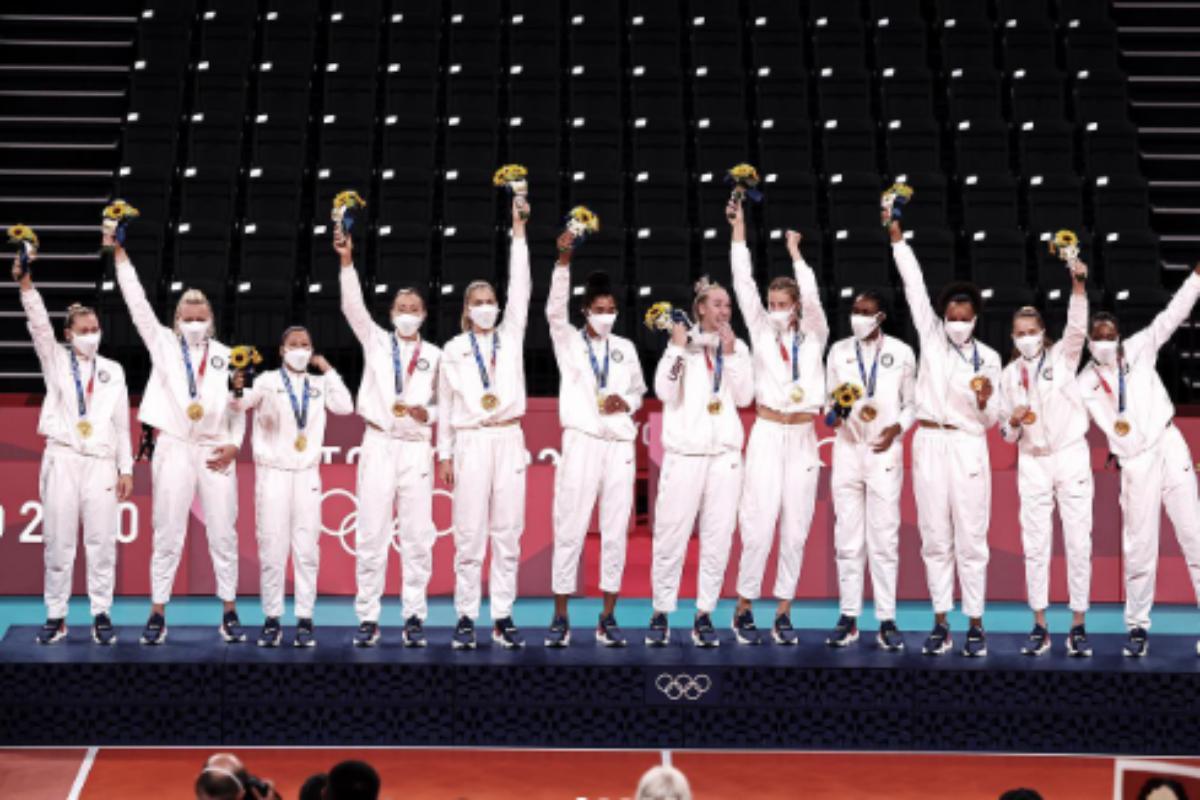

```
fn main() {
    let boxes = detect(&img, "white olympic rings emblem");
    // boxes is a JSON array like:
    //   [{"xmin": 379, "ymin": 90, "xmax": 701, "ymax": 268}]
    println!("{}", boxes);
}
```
[
  {"xmin": 654, "ymin": 672, "xmax": 713, "ymax": 701},
  {"xmin": 319, "ymin": 487, "xmax": 455, "ymax": 557}
]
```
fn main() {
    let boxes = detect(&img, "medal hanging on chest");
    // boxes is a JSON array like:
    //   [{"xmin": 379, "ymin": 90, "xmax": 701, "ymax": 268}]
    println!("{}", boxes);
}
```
[
  {"xmin": 1020, "ymin": 351, "xmax": 1046, "ymax": 426},
  {"xmin": 181, "ymin": 338, "xmax": 208, "ymax": 421},
  {"xmin": 392, "ymin": 335, "xmax": 421, "ymax": 417},
  {"xmin": 705, "ymin": 346, "xmax": 724, "ymax": 415},
  {"xmin": 1096, "ymin": 360, "xmax": 1131, "ymax": 437},
  {"xmin": 282, "ymin": 369, "xmax": 311, "ymax": 451},
  {"xmin": 584, "ymin": 328, "xmax": 610, "ymax": 413},
  {"xmin": 779, "ymin": 332, "xmax": 804, "ymax": 404},
  {"xmin": 69, "ymin": 348, "xmax": 95, "ymax": 438},
  {"xmin": 856, "ymin": 339, "xmax": 881, "ymax": 422},
  {"xmin": 470, "ymin": 331, "xmax": 500, "ymax": 411}
]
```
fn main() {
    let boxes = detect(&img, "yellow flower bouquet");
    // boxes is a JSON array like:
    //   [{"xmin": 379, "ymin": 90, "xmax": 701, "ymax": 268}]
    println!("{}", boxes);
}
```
[
  {"xmin": 101, "ymin": 199, "xmax": 140, "ymax": 251},
  {"xmin": 7, "ymin": 224, "xmax": 38, "ymax": 277},
  {"xmin": 229, "ymin": 345, "xmax": 263, "ymax": 399},
  {"xmin": 493, "ymin": 164, "xmax": 530, "ymax": 220},
  {"xmin": 331, "ymin": 190, "xmax": 367, "ymax": 239},
  {"xmin": 564, "ymin": 205, "xmax": 600, "ymax": 247},
  {"xmin": 881, "ymin": 182, "xmax": 914, "ymax": 226}
]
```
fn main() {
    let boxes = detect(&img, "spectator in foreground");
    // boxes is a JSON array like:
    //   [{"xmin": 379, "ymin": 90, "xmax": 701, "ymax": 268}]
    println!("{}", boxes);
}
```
[
  {"xmin": 636, "ymin": 765, "xmax": 692, "ymax": 800},
  {"xmin": 326, "ymin": 760, "xmax": 381, "ymax": 800},
  {"xmin": 195, "ymin": 753, "xmax": 279, "ymax": 800},
  {"xmin": 300, "ymin": 773, "xmax": 328, "ymax": 800},
  {"xmin": 999, "ymin": 790, "xmax": 1044, "ymax": 800}
]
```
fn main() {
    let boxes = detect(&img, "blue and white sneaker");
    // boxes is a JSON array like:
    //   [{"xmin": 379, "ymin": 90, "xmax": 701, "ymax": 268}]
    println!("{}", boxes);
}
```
[
  {"xmin": 826, "ymin": 614, "xmax": 859, "ymax": 647},
  {"xmin": 645, "ymin": 612, "xmax": 670, "ymax": 647},
  {"xmin": 877, "ymin": 620, "xmax": 904, "ymax": 651},
  {"xmin": 92, "ymin": 613, "xmax": 116, "ymax": 646},
  {"xmin": 1124, "ymin": 627, "xmax": 1149, "ymax": 658},
  {"xmin": 402, "ymin": 615, "xmax": 426, "ymax": 648},
  {"xmin": 962, "ymin": 625, "xmax": 987, "ymax": 657},
  {"xmin": 493, "ymin": 616, "xmax": 524, "ymax": 649},
  {"xmin": 1021, "ymin": 624, "xmax": 1050, "ymax": 656},
  {"xmin": 257, "ymin": 616, "xmax": 282, "ymax": 648},
  {"xmin": 692, "ymin": 613, "xmax": 719, "ymax": 648},
  {"xmin": 36, "ymin": 618, "xmax": 67, "ymax": 645},
  {"xmin": 219, "ymin": 610, "xmax": 247, "ymax": 643},
  {"xmin": 772, "ymin": 613, "xmax": 798, "ymax": 645},
  {"xmin": 1066, "ymin": 624, "xmax": 1090, "ymax": 657},
  {"xmin": 452, "ymin": 616, "xmax": 476, "ymax": 650},
  {"xmin": 293, "ymin": 618, "xmax": 316, "ymax": 648},
  {"xmin": 921, "ymin": 622, "xmax": 951, "ymax": 655},
  {"xmin": 353, "ymin": 621, "xmax": 380, "ymax": 648},
  {"xmin": 732, "ymin": 608, "xmax": 761, "ymax": 645},
  {"xmin": 140, "ymin": 612, "xmax": 167, "ymax": 646},
  {"xmin": 544, "ymin": 615, "xmax": 570, "ymax": 648},
  {"xmin": 596, "ymin": 613, "xmax": 627, "ymax": 647}
]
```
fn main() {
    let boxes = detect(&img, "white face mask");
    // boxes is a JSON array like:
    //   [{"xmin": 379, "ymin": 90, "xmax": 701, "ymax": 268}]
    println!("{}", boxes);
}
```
[
  {"xmin": 1090, "ymin": 339, "xmax": 1119, "ymax": 366},
  {"xmin": 1013, "ymin": 332, "xmax": 1044, "ymax": 359},
  {"xmin": 944, "ymin": 319, "xmax": 976, "ymax": 346},
  {"xmin": 767, "ymin": 309, "xmax": 794, "ymax": 333},
  {"xmin": 180, "ymin": 320, "xmax": 209, "ymax": 346},
  {"xmin": 588, "ymin": 312, "xmax": 617, "ymax": 337},
  {"xmin": 468, "ymin": 303, "xmax": 500, "ymax": 330},
  {"xmin": 850, "ymin": 314, "xmax": 879, "ymax": 341},
  {"xmin": 392, "ymin": 313, "xmax": 423, "ymax": 337},
  {"xmin": 283, "ymin": 347, "xmax": 311, "ymax": 372},
  {"xmin": 71, "ymin": 332, "xmax": 101, "ymax": 358}
]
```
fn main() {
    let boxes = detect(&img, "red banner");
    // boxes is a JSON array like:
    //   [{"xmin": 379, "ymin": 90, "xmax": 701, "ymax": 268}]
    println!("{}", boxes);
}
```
[{"xmin": 1, "ymin": 394, "xmax": 1199, "ymax": 606}]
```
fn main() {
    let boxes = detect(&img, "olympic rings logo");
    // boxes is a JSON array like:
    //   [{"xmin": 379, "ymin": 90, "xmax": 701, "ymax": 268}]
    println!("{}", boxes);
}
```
[
  {"xmin": 654, "ymin": 672, "xmax": 713, "ymax": 702},
  {"xmin": 319, "ymin": 487, "xmax": 455, "ymax": 557}
]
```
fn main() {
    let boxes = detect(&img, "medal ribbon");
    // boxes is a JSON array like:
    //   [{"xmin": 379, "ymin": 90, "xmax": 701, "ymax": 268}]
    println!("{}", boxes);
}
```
[
  {"xmin": 855, "ymin": 339, "xmax": 880, "ymax": 399},
  {"xmin": 1094, "ymin": 360, "xmax": 1126, "ymax": 415},
  {"xmin": 68, "ymin": 348, "xmax": 95, "ymax": 420},
  {"xmin": 950, "ymin": 337, "xmax": 981, "ymax": 373},
  {"xmin": 703, "ymin": 346, "xmax": 724, "ymax": 396},
  {"xmin": 392, "ymin": 335, "xmax": 422, "ymax": 396},
  {"xmin": 1020, "ymin": 350, "xmax": 1047, "ymax": 403},
  {"xmin": 282, "ymin": 369, "xmax": 310, "ymax": 432},
  {"xmin": 180, "ymin": 338, "xmax": 208, "ymax": 401},
  {"xmin": 468, "ymin": 331, "xmax": 499, "ymax": 391},
  {"xmin": 582, "ymin": 328, "xmax": 609, "ymax": 391},
  {"xmin": 777, "ymin": 332, "xmax": 800, "ymax": 383}
]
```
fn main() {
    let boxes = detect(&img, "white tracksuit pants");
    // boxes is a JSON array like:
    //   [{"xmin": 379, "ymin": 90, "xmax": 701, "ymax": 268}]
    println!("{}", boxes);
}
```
[
  {"xmin": 736, "ymin": 419, "xmax": 821, "ymax": 603},
  {"xmin": 551, "ymin": 429, "xmax": 635, "ymax": 596},
  {"xmin": 149, "ymin": 434, "xmax": 239, "ymax": 605},
  {"xmin": 1119, "ymin": 424, "xmax": 1200, "ymax": 630},
  {"xmin": 831, "ymin": 435, "xmax": 903, "ymax": 621},
  {"xmin": 39, "ymin": 447, "xmax": 119, "ymax": 619},
  {"xmin": 652, "ymin": 449, "xmax": 742, "ymax": 615},
  {"xmin": 1017, "ymin": 437, "xmax": 1093, "ymax": 614},
  {"xmin": 912, "ymin": 428, "xmax": 991, "ymax": 619},
  {"xmin": 451, "ymin": 425, "xmax": 527, "ymax": 621},
  {"xmin": 353, "ymin": 429, "xmax": 437, "ymax": 623},
  {"xmin": 255, "ymin": 465, "xmax": 321, "ymax": 619}
]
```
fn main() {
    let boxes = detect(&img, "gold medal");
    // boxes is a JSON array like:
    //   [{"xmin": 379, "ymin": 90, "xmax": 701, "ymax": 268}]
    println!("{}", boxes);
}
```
[
  {"xmin": 860, "ymin": 404, "xmax": 878, "ymax": 422},
  {"xmin": 76, "ymin": 420, "xmax": 93, "ymax": 438},
  {"xmin": 707, "ymin": 398, "xmax": 723, "ymax": 415},
  {"xmin": 294, "ymin": 434, "xmax": 308, "ymax": 452},
  {"xmin": 481, "ymin": 392, "xmax": 499, "ymax": 411},
  {"xmin": 392, "ymin": 402, "xmax": 408, "ymax": 417},
  {"xmin": 789, "ymin": 385, "xmax": 805, "ymax": 404},
  {"xmin": 1022, "ymin": 410, "xmax": 1037, "ymax": 425},
  {"xmin": 1114, "ymin": 418, "xmax": 1131, "ymax": 437},
  {"xmin": 969, "ymin": 376, "xmax": 986, "ymax": 393},
  {"xmin": 186, "ymin": 401, "xmax": 204, "ymax": 421}
]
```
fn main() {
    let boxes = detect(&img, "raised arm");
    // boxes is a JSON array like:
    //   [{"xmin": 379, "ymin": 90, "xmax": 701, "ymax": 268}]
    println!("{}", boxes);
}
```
[
  {"xmin": 16, "ymin": 268, "xmax": 63, "ymax": 370},
  {"xmin": 1128, "ymin": 264, "xmax": 1200, "ymax": 357},
  {"xmin": 784, "ymin": 230, "xmax": 828, "ymax": 345},
  {"xmin": 545, "ymin": 234, "xmax": 575, "ymax": 348},
  {"xmin": 727, "ymin": 200, "xmax": 769, "ymax": 333},
  {"xmin": 113, "ymin": 245, "xmax": 169, "ymax": 349},
  {"xmin": 1059, "ymin": 260, "xmax": 1090, "ymax": 371},
  {"xmin": 336, "ymin": 231, "xmax": 381, "ymax": 348},
  {"xmin": 500, "ymin": 200, "xmax": 532, "ymax": 338},
  {"xmin": 889, "ymin": 223, "xmax": 940, "ymax": 343}
]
